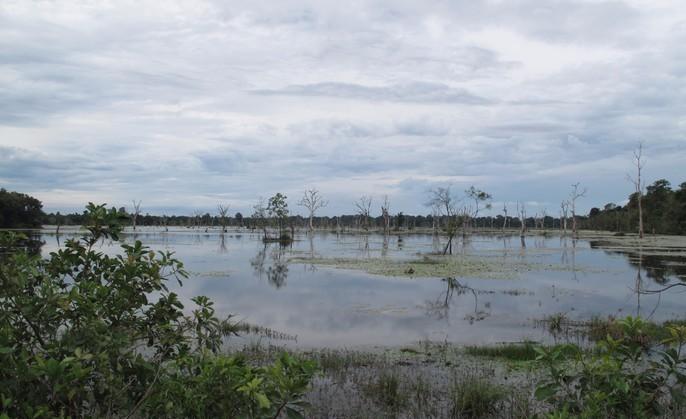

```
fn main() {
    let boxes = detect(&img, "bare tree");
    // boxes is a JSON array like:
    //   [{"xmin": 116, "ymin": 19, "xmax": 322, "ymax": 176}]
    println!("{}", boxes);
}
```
[
  {"xmin": 217, "ymin": 204, "xmax": 230, "ymax": 233},
  {"xmin": 381, "ymin": 195, "xmax": 391, "ymax": 235},
  {"xmin": 517, "ymin": 201, "xmax": 527, "ymax": 237},
  {"xmin": 431, "ymin": 204, "xmax": 441, "ymax": 235},
  {"xmin": 252, "ymin": 198, "xmax": 269, "ymax": 239},
  {"xmin": 354, "ymin": 195, "xmax": 373, "ymax": 230},
  {"xmin": 502, "ymin": 203, "xmax": 508, "ymax": 231},
  {"xmin": 627, "ymin": 143, "xmax": 646, "ymax": 239},
  {"xmin": 193, "ymin": 210, "xmax": 203, "ymax": 230},
  {"xmin": 131, "ymin": 200, "xmax": 142, "ymax": 231},
  {"xmin": 569, "ymin": 183, "xmax": 587, "ymax": 238},
  {"xmin": 298, "ymin": 188, "xmax": 328, "ymax": 233},
  {"xmin": 560, "ymin": 201, "xmax": 570, "ymax": 234}
]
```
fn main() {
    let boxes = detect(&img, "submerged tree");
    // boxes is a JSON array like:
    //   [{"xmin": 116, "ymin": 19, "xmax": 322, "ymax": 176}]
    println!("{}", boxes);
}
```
[
  {"xmin": 267, "ymin": 193, "xmax": 289, "ymax": 240},
  {"xmin": 427, "ymin": 186, "xmax": 458, "ymax": 254},
  {"xmin": 217, "ymin": 204, "xmax": 230, "ymax": 232},
  {"xmin": 252, "ymin": 198, "xmax": 268, "ymax": 239},
  {"xmin": 354, "ymin": 195, "xmax": 373, "ymax": 231},
  {"xmin": 627, "ymin": 143, "xmax": 646, "ymax": 239},
  {"xmin": 381, "ymin": 195, "xmax": 391, "ymax": 235},
  {"xmin": 560, "ymin": 200, "xmax": 570, "ymax": 235},
  {"xmin": 298, "ymin": 188, "xmax": 327, "ymax": 233},
  {"xmin": 569, "ymin": 183, "xmax": 587, "ymax": 238},
  {"xmin": 465, "ymin": 186, "xmax": 492, "ymax": 229},
  {"xmin": 131, "ymin": 200, "xmax": 142, "ymax": 230}
]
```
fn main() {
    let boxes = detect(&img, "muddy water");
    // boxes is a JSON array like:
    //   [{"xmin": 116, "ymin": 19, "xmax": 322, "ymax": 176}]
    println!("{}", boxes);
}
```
[{"xmin": 36, "ymin": 228, "xmax": 686, "ymax": 348}]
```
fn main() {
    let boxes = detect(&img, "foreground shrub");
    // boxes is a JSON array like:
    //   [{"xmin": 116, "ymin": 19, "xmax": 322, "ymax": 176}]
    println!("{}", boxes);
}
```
[
  {"xmin": 0, "ymin": 203, "xmax": 316, "ymax": 418},
  {"xmin": 535, "ymin": 316, "xmax": 686, "ymax": 418}
]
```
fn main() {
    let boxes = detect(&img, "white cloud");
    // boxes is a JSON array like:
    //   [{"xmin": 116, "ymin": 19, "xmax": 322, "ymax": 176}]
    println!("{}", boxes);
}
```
[{"xmin": 0, "ymin": 0, "xmax": 685, "ymax": 215}]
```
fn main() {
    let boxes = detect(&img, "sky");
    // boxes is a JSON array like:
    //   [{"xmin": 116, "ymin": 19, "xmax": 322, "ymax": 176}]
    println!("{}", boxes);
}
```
[{"xmin": 1, "ymin": 0, "xmax": 685, "ymax": 217}]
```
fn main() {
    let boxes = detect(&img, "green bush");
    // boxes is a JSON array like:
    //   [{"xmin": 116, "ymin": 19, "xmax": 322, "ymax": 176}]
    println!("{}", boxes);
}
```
[
  {"xmin": 0, "ymin": 203, "xmax": 316, "ymax": 418},
  {"xmin": 535, "ymin": 316, "xmax": 686, "ymax": 418}
]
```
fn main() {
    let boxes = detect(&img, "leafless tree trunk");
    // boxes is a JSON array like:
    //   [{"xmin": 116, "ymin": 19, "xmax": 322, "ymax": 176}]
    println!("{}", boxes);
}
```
[
  {"xmin": 502, "ymin": 203, "xmax": 508, "ymax": 231},
  {"xmin": 298, "ymin": 188, "xmax": 328, "ymax": 233},
  {"xmin": 517, "ymin": 201, "xmax": 527, "ymax": 237},
  {"xmin": 569, "ymin": 183, "xmax": 587, "ymax": 238},
  {"xmin": 193, "ymin": 210, "xmax": 203, "ymax": 230},
  {"xmin": 217, "ymin": 204, "xmax": 230, "ymax": 233},
  {"xmin": 627, "ymin": 143, "xmax": 645, "ymax": 239},
  {"xmin": 560, "ymin": 201, "xmax": 569, "ymax": 235},
  {"xmin": 131, "ymin": 200, "xmax": 142, "ymax": 231},
  {"xmin": 354, "ymin": 195, "xmax": 373, "ymax": 231},
  {"xmin": 252, "ymin": 198, "xmax": 269, "ymax": 239},
  {"xmin": 381, "ymin": 195, "xmax": 391, "ymax": 235}
]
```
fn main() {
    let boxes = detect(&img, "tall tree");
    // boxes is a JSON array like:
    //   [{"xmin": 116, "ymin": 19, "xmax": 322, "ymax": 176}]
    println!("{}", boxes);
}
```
[
  {"xmin": 298, "ymin": 188, "xmax": 327, "ymax": 233},
  {"xmin": 627, "ymin": 144, "xmax": 646, "ymax": 238},
  {"xmin": 560, "ymin": 201, "xmax": 570, "ymax": 234},
  {"xmin": 569, "ymin": 183, "xmax": 587, "ymax": 238}
]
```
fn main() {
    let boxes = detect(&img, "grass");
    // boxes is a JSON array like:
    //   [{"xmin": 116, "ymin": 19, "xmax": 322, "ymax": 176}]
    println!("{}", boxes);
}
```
[
  {"xmin": 450, "ymin": 376, "xmax": 506, "ymax": 418},
  {"xmin": 361, "ymin": 370, "xmax": 406, "ymax": 412},
  {"xmin": 465, "ymin": 342, "xmax": 539, "ymax": 362}
]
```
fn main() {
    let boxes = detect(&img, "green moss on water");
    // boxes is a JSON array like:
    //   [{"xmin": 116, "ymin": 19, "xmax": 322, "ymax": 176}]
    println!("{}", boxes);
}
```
[{"xmin": 289, "ymin": 255, "xmax": 578, "ymax": 279}]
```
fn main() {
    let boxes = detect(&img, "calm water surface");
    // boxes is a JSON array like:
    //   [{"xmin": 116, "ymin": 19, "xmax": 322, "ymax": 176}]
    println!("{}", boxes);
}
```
[{"xmin": 37, "ymin": 228, "xmax": 686, "ymax": 348}]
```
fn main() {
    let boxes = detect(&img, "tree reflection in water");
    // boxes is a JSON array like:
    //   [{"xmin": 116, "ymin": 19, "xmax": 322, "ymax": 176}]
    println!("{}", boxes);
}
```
[
  {"xmin": 425, "ymin": 277, "xmax": 490, "ymax": 323},
  {"xmin": 250, "ymin": 243, "xmax": 289, "ymax": 288}
]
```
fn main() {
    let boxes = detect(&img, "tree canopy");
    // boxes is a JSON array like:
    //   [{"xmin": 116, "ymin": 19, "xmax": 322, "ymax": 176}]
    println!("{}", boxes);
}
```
[{"xmin": 0, "ymin": 189, "xmax": 44, "ymax": 228}]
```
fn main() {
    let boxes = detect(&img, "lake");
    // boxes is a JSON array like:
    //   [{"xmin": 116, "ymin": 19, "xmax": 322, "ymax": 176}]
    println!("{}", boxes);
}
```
[{"xmin": 35, "ymin": 227, "xmax": 686, "ymax": 348}]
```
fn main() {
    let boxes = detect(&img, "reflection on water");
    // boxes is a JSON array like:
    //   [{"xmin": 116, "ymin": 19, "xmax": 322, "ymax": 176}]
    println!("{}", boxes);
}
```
[{"xmin": 33, "ymin": 228, "xmax": 686, "ymax": 348}]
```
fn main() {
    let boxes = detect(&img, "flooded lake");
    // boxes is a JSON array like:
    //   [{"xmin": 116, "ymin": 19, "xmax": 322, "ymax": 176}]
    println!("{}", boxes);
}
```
[{"xmin": 36, "ymin": 228, "xmax": 686, "ymax": 348}]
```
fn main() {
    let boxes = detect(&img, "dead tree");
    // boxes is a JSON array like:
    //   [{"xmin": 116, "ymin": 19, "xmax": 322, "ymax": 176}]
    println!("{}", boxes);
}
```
[
  {"xmin": 627, "ymin": 144, "xmax": 646, "ymax": 239},
  {"xmin": 502, "ymin": 203, "xmax": 508, "ymax": 231},
  {"xmin": 381, "ymin": 195, "xmax": 391, "ymax": 235},
  {"xmin": 569, "ymin": 183, "xmax": 587, "ymax": 238},
  {"xmin": 298, "ymin": 188, "xmax": 328, "ymax": 233},
  {"xmin": 354, "ymin": 195, "xmax": 373, "ymax": 231},
  {"xmin": 431, "ymin": 204, "xmax": 441, "ymax": 235},
  {"xmin": 252, "ymin": 198, "xmax": 269, "ymax": 239},
  {"xmin": 560, "ymin": 201, "xmax": 570, "ymax": 234},
  {"xmin": 193, "ymin": 210, "xmax": 203, "ymax": 230},
  {"xmin": 131, "ymin": 200, "xmax": 142, "ymax": 231},
  {"xmin": 217, "ymin": 204, "xmax": 230, "ymax": 233},
  {"xmin": 517, "ymin": 201, "xmax": 527, "ymax": 237}
]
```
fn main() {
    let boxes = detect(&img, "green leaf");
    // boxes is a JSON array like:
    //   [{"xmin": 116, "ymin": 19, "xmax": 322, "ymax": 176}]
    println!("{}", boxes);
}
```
[{"xmin": 535, "ymin": 383, "xmax": 558, "ymax": 401}]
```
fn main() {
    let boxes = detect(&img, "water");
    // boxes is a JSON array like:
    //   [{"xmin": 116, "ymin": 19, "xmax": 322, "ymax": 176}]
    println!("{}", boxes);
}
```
[{"xmin": 35, "ymin": 228, "xmax": 686, "ymax": 348}]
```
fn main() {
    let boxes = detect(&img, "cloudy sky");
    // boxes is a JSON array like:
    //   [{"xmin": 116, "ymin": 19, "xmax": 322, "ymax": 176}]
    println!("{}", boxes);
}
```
[{"xmin": 1, "ymin": 0, "xmax": 685, "ymax": 216}]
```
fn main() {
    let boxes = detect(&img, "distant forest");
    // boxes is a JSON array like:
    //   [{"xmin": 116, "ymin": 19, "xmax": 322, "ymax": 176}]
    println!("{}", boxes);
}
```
[{"xmin": 2, "ymin": 179, "xmax": 685, "ymax": 235}]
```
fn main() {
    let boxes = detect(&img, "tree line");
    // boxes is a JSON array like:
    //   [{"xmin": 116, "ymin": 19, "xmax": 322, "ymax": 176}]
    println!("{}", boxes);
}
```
[
  {"xmin": 582, "ymin": 179, "xmax": 686, "ymax": 235},
  {"xmin": 3, "ymin": 180, "xmax": 684, "ymax": 236}
]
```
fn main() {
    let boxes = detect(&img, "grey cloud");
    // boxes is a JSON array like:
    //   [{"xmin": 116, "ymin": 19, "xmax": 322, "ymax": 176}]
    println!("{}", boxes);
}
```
[{"xmin": 254, "ymin": 82, "xmax": 493, "ymax": 104}]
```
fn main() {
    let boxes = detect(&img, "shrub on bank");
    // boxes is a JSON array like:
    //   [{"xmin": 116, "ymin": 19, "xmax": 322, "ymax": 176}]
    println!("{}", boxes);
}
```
[{"xmin": 0, "ymin": 203, "xmax": 316, "ymax": 418}]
